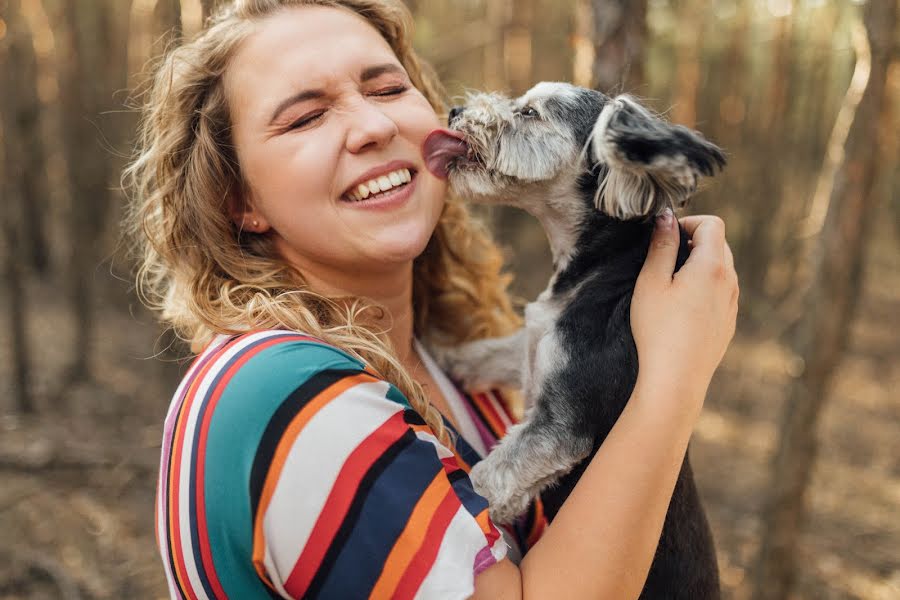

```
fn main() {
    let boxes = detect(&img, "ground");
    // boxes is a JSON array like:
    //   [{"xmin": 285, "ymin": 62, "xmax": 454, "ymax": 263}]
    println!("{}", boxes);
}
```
[{"xmin": 0, "ymin": 220, "xmax": 897, "ymax": 599}]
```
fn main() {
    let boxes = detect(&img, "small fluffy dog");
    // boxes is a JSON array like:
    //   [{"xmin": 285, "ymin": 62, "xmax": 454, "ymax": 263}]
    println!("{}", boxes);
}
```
[{"xmin": 423, "ymin": 82, "xmax": 725, "ymax": 599}]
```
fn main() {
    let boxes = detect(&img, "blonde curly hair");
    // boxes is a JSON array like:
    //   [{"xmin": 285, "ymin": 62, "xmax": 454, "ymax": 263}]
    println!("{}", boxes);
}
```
[{"xmin": 123, "ymin": 0, "xmax": 521, "ymax": 445}]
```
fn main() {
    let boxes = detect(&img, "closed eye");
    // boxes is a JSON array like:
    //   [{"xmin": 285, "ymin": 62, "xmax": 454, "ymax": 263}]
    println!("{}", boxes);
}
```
[
  {"xmin": 372, "ymin": 86, "xmax": 408, "ymax": 97},
  {"xmin": 287, "ymin": 86, "xmax": 409, "ymax": 130}
]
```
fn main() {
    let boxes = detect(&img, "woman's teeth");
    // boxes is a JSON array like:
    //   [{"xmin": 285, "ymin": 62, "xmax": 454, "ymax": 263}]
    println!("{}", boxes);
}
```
[{"xmin": 344, "ymin": 168, "xmax": 413, "ymax": 202}]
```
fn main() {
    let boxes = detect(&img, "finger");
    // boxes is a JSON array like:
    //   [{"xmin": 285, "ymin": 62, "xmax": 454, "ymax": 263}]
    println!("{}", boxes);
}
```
[
  {"xmin": 724, "ymin": 239, "xmax": 735, "ymax": 273},
  {"xmin": 639, "ymin": 208, "xmax": 680, "ymax": 285},
  {"xmin": 680, "ymin": 215, "xmax": 726, "ymax": 267}
]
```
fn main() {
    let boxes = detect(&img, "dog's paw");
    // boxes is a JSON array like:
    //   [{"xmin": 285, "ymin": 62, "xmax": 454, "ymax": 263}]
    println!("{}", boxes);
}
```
[
  {"xmin": 427, "ymin": 344, "xmax": 493, "ymax": 391},
  {"xmin": 470, "ymin": 460, "xmax": 532, "ymax": 525}
]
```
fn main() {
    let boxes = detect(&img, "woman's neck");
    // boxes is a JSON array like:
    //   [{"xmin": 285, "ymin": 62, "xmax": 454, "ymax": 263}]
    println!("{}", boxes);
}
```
[{"xmin": 299, "ymin": 262, "xmax": 417, "ymax": 366}]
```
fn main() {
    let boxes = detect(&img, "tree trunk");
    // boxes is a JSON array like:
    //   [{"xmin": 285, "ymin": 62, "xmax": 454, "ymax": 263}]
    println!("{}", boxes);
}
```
[
  {"xmin": 7, "ymin": 1, "xmax": 51, "ymax": 275},
  {"xmin": 482, "ymin": 0, "xmax": 510, "ymax": 90},
  {"xmin": 154, "ymin": 0, "xmax": 183, "ymax": 52},
  {"xmin": 504, "ymin": 0, "xmax": 535, "ymax": 95},
  {"xmin": 752, "ymin": 2, "xmax": 898, "ymax": 599},
  {"xmin": 56, "ymin": 0, "xmax": 131, "ymax": 381},
  {"xmin": 201, "ymin": 0, "xmax": 218, "ymax": 21},
  {"xmin": 0, "ymin": 0, "xmax": 35, "ymax": 413},
  {"xmin": 736, "ymin": 7, "xmax": 795, "ymax": 305},
  {"xmin": 589, "ymin": 0, "xmax": 646, "ymax": 93}
]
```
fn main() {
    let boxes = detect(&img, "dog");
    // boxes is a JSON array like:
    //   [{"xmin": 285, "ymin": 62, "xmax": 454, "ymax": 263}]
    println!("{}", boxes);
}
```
[{"xmin": 422, "ymin": 82, "xmax": 726, "ymax": 599}]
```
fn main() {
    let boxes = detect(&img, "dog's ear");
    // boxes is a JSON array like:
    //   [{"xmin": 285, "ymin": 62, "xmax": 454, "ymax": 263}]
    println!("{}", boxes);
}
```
[{"xmin": 588, "ymin": 95, "xmax": 726, "ymax": 220}]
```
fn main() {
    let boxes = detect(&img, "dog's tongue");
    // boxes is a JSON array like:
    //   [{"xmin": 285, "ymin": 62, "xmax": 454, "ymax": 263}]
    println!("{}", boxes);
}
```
[{"xmin": 422, "ymin": 128, "xmax": 468, "ymax": 180}]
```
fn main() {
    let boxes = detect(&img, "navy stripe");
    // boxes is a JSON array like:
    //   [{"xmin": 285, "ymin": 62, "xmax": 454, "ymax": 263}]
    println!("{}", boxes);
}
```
[
  {"xmin": 461, "ymin": 390, "xmax": 503, "ymax": 439},
  {"xmin": 448, "ymin": 469, "xmax": 491, "ymax": 519},
  {"xmin": 186, "ymin": 333, "xmax": 302, "ymax": 599},
  {"xmin": 305, "ymin": 429, "xmax": 420, "ymax": 598},
  {"xmin": 315, "ymin": 432, "xmax": 446, "ymax": 599},
  {"xmin": 248, "ymin": 368, "xmax": 368, "ymax": 523},
  {"xmin": 164, "ymin": 336, "xmax": 241, "ymax": 599}
]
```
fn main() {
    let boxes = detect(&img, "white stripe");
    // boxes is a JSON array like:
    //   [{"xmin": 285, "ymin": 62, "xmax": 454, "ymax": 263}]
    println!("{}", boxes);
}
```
[
  {"xmin": 156, "ymin": 334, "xmax": 230, "ymax": 597},
  {"xmin": 260, "ymin": 379, "xmax": 404, "ymax": 587},
  {"xmin": 414, "ymin": 429, "xmax": 455, "ymax": 460},
  {"xmin": 173, "ymin": 330, "xmax": 288, "ymax": 598},
  {"xmin": 414, "ymin": 508, "xmax": 507, "ymax": 600},
  {"xmin": 414, "ymin": 339, "xmax": 489, "ymax": 457},
  {"xmin": 485, "ymin": 390, "xmax": 513, "ymax": 429}
]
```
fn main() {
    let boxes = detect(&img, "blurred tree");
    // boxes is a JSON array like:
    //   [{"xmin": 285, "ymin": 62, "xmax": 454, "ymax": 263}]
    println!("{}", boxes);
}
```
[
  {"xmin": 201, "ymin": 0, "xmax": 218, "ymax": 21},
  {"xmin": 56, "ymin": 0, "xmax": 132, "ymax": 382},
  {"xmin": 670, "ymin": 0, "xmax": 703, "ymax": 126},
  {"xmin": 737, "ymin": 3, "xmax": 795, "ymax": 309},
  {"xmin": 0, "ymin": 0, "xmax": 36, "ymax": 413},
  {"xmin": 590, "ymin": 0, "xmax": 646, "ymax": 93},
  {"xmin": 505, "ymin": 0, "xmax": 535, "ymax": 94},
  {"xmin": 752, "ymin": 2, "xmax": 898, "ymax": 598},
  {"xmin": 482, "ymin": 0, "xmax": 510, "ymax": 90},
  {"xmin": 154, "ymin": 0, "xmax": 182, "ymax": 50},
  {"xmin": 4, "ymin": 0, "xmax": 50, "ymax": 276}
]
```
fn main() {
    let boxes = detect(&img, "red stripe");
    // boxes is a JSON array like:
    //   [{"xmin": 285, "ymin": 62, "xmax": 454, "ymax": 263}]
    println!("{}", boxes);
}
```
[
  {"xmin": 526, "ymin": 497, "xmax": 547, "ymax": 548},
  {"xmin": 440, "ymin": 456, "xmax": 464, "ymax": 474},
  {"xmin": 392, "ymin": 488, "xmax": 461, "ymax": 600},
  {"xmin": 168, "ymin": 336, "xmax": 241, "ymax": 600},
  {"xmin": 489, "ymin": 389, "xmax": 517, "ymax": 425},
  {"xmin": 283, "ymin": 410, "xmax": 410, "ymax": 598},
  {"xmin": 193, "ymin": 334, "xmax": 318, "ymax": 597},
  {"xmin": 473, "ymin": 391, "xmax": 506, "ymax": 438}
]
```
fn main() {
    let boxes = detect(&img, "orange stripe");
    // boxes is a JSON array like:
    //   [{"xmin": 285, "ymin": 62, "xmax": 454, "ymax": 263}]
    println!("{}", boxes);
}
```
[
  {"xmin": 472, "ymin": 392, "xmax": 504, "ymax": 437},
  {"xmin": 392, "ymin": 488, "xmax": 461, "ymax": 599},
  {"xmin": 408, "ymin": 422, "xmax": 471, "ymax": 472},
  {"xmin": 486, "ymin": 390, "xmax": 513, "ymax": 430},
  {"xmin": 166, "ymin": 339, "xmax": 231, "ymax": 599},
  {"xmin": 474, "ymin": 507, "xmax": 502, "ymax": 550},
  {"xmin": 490, "ymin": 388, "xmax": 520, "ymax": 425},
  {"xmin": 251, "ymin": 371, "xmax": 381, "ymax": 577},
  {"xmin": 526, "ymin": 497, "xmax": 547, "ymax": 548},
  {"xmin": 368, "ymin": 473, "xmax": 451, "ymax": 598}
]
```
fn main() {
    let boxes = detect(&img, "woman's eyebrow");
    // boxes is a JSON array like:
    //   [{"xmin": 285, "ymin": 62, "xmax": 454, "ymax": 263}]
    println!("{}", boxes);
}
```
[{"xmin": 267, "ymin": 63, "xmax": 407, "ymax": 125}]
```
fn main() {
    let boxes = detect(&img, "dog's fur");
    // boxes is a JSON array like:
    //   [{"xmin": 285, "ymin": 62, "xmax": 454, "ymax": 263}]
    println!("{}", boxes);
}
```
[{"xmin": 428, "ymin": 82, "xmax": 725, "ymax": 599}]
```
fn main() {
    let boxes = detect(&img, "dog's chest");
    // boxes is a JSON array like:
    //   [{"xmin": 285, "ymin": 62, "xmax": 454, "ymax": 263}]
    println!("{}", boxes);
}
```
[{"xmin": 522, "ymin": 289, "xmax": 566, "ymax": 401}]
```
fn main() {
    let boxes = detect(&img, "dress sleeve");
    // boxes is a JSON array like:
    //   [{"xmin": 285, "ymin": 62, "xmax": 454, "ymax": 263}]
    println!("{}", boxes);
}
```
[{"xmin": 248, "ymin": 344, "xmax": 508, "ymax": 600}]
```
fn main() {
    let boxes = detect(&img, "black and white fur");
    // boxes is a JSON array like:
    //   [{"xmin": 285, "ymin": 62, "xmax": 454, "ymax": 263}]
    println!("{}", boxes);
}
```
[{"xmin": 429, "ymin": 82, "xmax": 726, "ymax": 599}]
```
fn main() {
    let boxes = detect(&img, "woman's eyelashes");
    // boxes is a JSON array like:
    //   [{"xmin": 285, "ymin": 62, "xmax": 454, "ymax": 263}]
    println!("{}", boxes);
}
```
[{"xmin": 286, "ymin": 86, "xmax": 409, "ymax": 131}]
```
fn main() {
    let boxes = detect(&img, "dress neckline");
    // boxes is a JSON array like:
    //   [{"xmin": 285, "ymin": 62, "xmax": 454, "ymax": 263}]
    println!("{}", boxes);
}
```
[{"xmin": 413, "ymin": 338, "xmax": 490, "ymax": 458}]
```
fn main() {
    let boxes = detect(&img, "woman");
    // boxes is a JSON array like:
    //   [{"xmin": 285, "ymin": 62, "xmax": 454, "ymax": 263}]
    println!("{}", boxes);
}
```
[{"xmin": 125, "ymin": 1, "xmax": 739, "ymax": 598}]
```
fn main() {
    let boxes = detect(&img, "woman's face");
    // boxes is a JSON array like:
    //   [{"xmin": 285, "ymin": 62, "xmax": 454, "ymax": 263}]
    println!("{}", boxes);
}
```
[{"xmin": 225, "ymin": 6, "xmax": 446, "ymax": 289}]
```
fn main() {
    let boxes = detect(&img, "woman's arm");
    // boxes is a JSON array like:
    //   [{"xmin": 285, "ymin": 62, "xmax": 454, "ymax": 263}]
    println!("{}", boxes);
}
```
[{"xmin": 473, "ymin": 212, "xmax": 739, "ymax": 600}]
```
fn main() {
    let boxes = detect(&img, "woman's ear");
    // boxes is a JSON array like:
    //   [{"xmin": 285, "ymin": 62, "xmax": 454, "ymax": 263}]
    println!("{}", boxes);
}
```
[{"xmin": 229, "ymin": 189, "xmax": 271, "ymax": 234}]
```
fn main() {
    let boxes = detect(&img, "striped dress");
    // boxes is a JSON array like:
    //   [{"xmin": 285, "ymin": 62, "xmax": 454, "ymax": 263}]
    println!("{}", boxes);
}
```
[{"xmin": 155, "ymin": 330, "xmax": 547, "ymax": 599}]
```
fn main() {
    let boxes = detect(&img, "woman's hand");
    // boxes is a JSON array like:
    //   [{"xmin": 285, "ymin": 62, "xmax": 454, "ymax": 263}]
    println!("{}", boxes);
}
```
[{"xmin": 631, "ymin": 210, "xmax": 739, "ymax": 407}]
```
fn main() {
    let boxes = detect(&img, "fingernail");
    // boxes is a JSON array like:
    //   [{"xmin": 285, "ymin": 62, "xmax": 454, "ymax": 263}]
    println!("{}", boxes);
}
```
[{"xmin": 656, "ymin": 208, "xmax": 673, "ymax": 228}]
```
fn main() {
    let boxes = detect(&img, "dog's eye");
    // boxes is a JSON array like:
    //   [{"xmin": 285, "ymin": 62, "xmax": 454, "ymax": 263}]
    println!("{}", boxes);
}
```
[{"xmin": 518, "ymin": 106, "xmax": 539, "ymax": 118}]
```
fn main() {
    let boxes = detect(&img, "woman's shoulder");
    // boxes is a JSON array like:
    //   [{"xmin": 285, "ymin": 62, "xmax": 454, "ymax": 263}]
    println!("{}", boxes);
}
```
[
  {"xmin": 183, "ymin": 328, "xmax": 408, "ymax": 402},
  {"xmin": 197, "ymin": 328, "xmax": 365, "ymax": 374},
  {"xmin": 167, "ymin": 329, "xmax": 412, "ymax": 435},
  {"xmin": 157, "ymin": 330, "xmax": 447, "ymax": 598}
]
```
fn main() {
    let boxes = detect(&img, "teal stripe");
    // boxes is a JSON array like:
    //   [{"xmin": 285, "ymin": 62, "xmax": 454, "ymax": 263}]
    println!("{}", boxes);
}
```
[{"xmin": 202, "ymin": 339, "xmax": 368, "ymax": 597}]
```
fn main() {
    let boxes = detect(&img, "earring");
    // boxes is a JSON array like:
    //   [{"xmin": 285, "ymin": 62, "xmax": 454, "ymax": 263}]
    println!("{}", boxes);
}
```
[{"xmin": 252, "ymin": 219, "xmax": 259, "ymax": 228}]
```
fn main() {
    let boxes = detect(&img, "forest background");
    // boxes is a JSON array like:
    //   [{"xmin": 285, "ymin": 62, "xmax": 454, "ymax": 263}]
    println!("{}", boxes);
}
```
[{"xmin": 0, "ymin": 0, "xmax": 898, "ymax": 598}]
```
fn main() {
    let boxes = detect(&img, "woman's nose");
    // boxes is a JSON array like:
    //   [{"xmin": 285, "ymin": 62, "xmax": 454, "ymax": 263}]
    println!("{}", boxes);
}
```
[{"xmin": 345, "ymin": 100, "xmax": 399, "ymax": 153}]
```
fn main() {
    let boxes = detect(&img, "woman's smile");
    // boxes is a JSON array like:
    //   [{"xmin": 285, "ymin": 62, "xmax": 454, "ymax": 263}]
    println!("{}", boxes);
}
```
[{"xmin": 340, "ymin": 168, "xmax": 418, "ymax": 210}]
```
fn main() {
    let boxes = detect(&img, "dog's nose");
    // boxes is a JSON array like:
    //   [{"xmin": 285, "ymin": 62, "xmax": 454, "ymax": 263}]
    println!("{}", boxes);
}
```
[{"xmin": 448, "ymin": 106, "xmax": 464, "ymax": 124}]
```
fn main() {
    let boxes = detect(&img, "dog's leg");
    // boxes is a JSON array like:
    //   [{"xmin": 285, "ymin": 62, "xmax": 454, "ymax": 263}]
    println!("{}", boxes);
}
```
[
  {"xmin": 470, "ymin": 401, "xmax": 591, "ymax": 524},
  {"xmin": 427, "ymin": 328, "xmax": 526, "ymax": 390}
]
